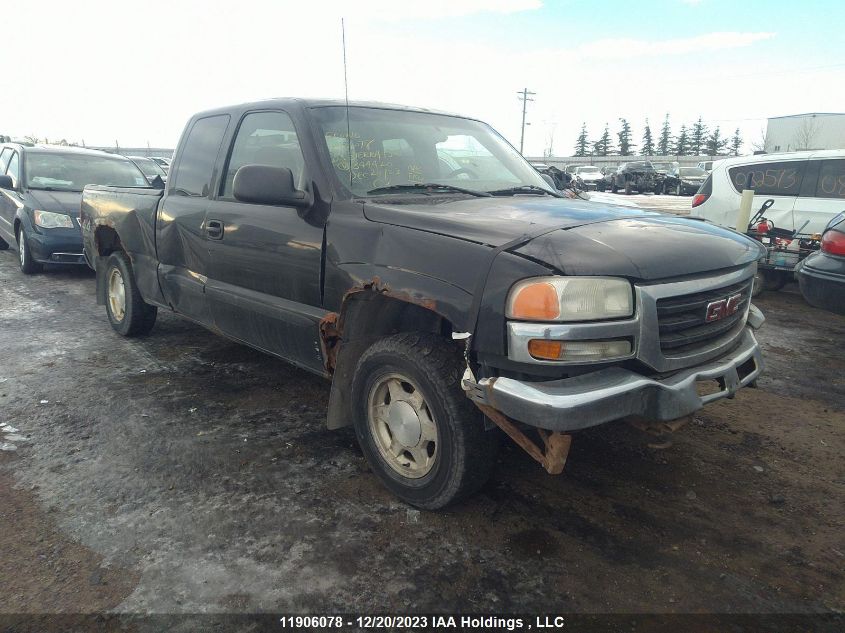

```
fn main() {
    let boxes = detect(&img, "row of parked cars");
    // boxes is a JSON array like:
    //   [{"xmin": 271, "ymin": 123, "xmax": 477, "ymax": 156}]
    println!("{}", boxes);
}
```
[{"xmin": 555, "ymin": 161, "xmax": 710, "ymax": 195}]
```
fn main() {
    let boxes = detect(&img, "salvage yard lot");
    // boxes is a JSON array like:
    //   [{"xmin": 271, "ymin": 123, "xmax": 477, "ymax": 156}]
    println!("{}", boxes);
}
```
[{"xmin": 0, "ymin": 250, "xmax": 843, "ymax": 614}]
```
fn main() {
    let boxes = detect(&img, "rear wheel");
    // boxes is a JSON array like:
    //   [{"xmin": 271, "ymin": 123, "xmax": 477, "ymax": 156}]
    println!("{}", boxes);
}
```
[
  {"xmin": 351, "ymin": 333, "xmax": 499, "ymax": 509},
  {"xmin": 16, "ymin": 225, "xmax": 43, "ymax": 274},
  {"xmin": 104, "ymin": 251, "xmax": 157, "ymax": 336}
]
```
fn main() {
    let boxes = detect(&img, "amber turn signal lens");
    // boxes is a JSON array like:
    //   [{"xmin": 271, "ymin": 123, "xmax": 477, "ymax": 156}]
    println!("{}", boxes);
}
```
[
  {"xmin": 510, "ymin": 282, "xmax": 560, "ymax": 320},
  {"xmin": 527, "ymin": 339, "xmax": 563, "ymax": 360}
]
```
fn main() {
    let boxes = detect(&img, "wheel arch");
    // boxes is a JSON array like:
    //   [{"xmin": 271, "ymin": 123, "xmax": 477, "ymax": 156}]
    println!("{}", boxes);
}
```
[{"xmin": 322, "ymin": 270, "xmax": 473, "ymax": 430}]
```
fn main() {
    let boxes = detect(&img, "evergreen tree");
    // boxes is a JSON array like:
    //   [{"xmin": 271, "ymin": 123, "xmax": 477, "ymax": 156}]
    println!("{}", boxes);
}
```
[
  {"xmin": 673, "ymin": 125, "xmax": 690, "ymax": 155},
  {"xmin": 617, "ymin": 118, "xmax": 635, "ymax": 156},
  {"xmin": 730, "ymin": 127, "xmax": 743, "ymax": 156},
  {"xmin": 573, "ymin": 123, "xmax": 589, "ymax": 157},
  {"xmin": 658, "ymin": 113, "xmax": 672, "ymax": 155},
  {"xmin": 705, "ymin": 126, "xmax": 729, "ymax": 155},
  {"xmin": 593, "ymin": 124, "xmax": 612, "ymax": 156},
  {"xmin": 690, "ymin": 116, "xmax": 708, "ymax": 155},
  {"xmin": 641, "ymin": 119, "xmax": 655, "ymax": 156}
]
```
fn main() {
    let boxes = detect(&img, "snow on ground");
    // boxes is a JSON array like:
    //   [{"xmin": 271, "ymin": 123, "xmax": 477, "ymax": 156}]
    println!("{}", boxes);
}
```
[{"xmin": 585, "ymin": 191, "xmax": 693, "ymax": 216}]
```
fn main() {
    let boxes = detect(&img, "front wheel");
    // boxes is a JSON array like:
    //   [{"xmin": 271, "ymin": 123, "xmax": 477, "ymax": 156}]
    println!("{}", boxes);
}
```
[
  {"xmin": 351, "ymin": 333, "xmax": 499, "ymax": 509},
  {"xmin": 17, "ymin": 225, "xmax": 43, "ymax": 274},
  {"xmin": 104, "ymin": 251, "xmax": 157, "ymax": 336},
  {"xmin": 624, "ymin": 181, "xmax": 633, "ymax": 195},
  {"xmin": 675, "ymin": 183, "xmax": 683, "ymax": 196}
]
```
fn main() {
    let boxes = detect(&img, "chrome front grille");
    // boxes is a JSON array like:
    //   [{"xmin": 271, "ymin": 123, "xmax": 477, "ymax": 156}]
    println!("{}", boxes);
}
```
[{"xmin": 656, "ymin": 279, "xmax": 753, "ymax": 355}]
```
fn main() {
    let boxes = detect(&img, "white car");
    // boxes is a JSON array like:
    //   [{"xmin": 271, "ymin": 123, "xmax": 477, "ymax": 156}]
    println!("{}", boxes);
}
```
[
  {"xmin": 691, "ymin": 150, "xmax": 845, "ymax": 235},
  {"xmin": 572, "ymin": 165, "xmax": 603, "ymax": 189}
]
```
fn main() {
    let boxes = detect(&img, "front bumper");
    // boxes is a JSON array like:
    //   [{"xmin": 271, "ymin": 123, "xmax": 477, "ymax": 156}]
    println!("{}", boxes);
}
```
[
  {"xmin": 26, "ymin": 228, "xmax": 86, "ymax": 265},
  {"xmin": 465, "ymin": 326, "xmax": 763, "ymax": 432}
]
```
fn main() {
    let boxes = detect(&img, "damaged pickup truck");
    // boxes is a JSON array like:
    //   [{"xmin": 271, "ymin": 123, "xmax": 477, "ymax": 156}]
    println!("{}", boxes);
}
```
[{"xmin": 80, "ymin": 99, "xmax": 766, "ymax": 509}]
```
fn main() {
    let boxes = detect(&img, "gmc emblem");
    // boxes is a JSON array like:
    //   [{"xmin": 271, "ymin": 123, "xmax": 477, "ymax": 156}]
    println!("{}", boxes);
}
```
[{"xmin": 705, "ymin": 293, "xmax": 743, "ymax": 323}]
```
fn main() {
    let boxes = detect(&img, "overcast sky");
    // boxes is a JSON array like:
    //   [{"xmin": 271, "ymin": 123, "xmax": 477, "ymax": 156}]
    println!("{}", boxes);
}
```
[{"xmin": 3, "ymin": 0, "xmax": 843, "ymax": 155}]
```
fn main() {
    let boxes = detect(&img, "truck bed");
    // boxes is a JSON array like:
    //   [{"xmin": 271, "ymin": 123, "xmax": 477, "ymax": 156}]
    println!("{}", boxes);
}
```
[{"xmin": 80, "ymin": 185, "xmax": 164, "ymax": 305}]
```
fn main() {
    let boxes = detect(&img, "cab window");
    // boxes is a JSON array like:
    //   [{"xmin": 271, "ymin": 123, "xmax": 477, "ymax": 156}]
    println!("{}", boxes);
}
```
[
  {"xmin": 171, "ymin": 115, "xmax": 230, "ymax": 198},
  {"xmin": 221, "ymin": 111, "xmax": 305, "ymax": 200}
]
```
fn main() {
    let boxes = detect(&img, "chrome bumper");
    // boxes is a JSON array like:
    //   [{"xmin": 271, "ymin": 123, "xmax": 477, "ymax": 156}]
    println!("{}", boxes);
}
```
[{"xmin": 464, "ymin": 326, "xmax": 763, "ymax": 432}]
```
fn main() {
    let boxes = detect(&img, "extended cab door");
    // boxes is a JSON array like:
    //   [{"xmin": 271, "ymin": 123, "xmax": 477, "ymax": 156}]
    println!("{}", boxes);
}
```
[
  {"xmin": 203, "ymin": 109, "xmax": 326, "ymax": 374},
  {"xmin": 155, "ymin": 114, "xmax": 230, "ymax": 326}
]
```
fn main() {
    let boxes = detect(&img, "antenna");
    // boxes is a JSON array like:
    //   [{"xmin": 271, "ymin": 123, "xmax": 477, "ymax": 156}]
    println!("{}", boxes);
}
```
[{"xmin": 342, "ymin": 18, "xmax": 353, "ymax": 189}]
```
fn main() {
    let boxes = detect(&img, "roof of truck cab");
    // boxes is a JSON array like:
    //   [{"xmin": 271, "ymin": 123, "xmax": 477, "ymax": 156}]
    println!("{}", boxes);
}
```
[{"xmin": 192, "ymin": 98, "xmax": 467, "ymax": 119}]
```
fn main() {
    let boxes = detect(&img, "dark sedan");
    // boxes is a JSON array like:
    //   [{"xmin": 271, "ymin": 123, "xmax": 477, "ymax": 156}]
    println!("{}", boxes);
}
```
[
  {"xmin": 660, "ymin": 166, "xmax": 708, "ymax": 196},
  {"xmin": 0, "ymin": 144, "xmax": 147, "ymax": 273},
  {"xmin": 796, "ymin": 211, "xmax": 845, "ymax": 315}
]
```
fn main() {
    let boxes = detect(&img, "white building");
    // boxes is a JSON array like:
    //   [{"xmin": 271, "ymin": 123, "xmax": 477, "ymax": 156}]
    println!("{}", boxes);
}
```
[{"xmin": 764, "ymin": 113, "xmax": 845, "ymax": 153}]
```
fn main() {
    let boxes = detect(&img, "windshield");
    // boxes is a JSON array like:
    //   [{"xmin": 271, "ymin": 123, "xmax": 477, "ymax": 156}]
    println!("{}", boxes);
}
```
[
  {"xmin": 680, "ymin": 167, "xmax": 707, "ymax": 177},
  {"xmin": 575, "ymin": 166, "xmax": 599, "ymax": 174},
  {"xmin": 130, "ymin": 157, "xmax": 167, "ymax": 178},
  {"xmin": 24, "ymin": 153, "xmax": 148, "ymax": 191},
  {"xmin": 311, "ymin": 106, "xmax": 550, "ymax": 196}
]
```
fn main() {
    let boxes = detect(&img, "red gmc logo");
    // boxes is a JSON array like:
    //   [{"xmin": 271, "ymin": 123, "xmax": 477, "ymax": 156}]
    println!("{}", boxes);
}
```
[{"xmin": 705, "ymin": 293, "xmax": 743, "ymax": 323}]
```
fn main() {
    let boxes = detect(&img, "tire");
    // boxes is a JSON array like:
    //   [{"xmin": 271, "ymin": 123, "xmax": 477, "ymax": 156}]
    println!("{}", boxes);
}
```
[
  {"xmin": 16, "ymin": 225, "xmax": 43, "ymax": 274},
  {"xmin": 752, "ymin": 270, "xmax": 789, "ymax": 297},
  {"xmin": 675, "ymin": 184, "xmax": 683, "ymax": 196},
  {"xmin": 351, "ymin": 332, "xmax": 499, "ymax": 509},
  {"xmin": 611, "ymin": 181, "xmax": 618, "ymax": 194},
  {"xmin": 104, "ymin": 251, "xmax": 157, "ymax": 336},
  {"xmin": 0, "ymin": 235, "xmax": 8, "ymax": 250},
  {"xmin": 624, "ymin": 181, "xmax": 633, "ymax": 195}
]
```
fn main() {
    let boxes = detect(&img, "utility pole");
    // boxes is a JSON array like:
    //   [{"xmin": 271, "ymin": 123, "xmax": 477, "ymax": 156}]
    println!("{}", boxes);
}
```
[{"xmin": 517, "ymin": 88, "xmax": 535, "ymax": 155}]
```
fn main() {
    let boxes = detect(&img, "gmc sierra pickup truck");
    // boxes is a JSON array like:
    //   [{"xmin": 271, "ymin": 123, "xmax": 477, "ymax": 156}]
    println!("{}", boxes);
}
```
[{"xmin": 81, "ymin": 99, "xmax": 766, "ymax": 509}]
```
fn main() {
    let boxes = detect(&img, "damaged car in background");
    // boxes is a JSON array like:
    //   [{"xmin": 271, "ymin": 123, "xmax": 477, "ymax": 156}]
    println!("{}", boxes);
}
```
[{"xmin": 80, "ymin": 99, "xmax": 766, "ymax": 509}]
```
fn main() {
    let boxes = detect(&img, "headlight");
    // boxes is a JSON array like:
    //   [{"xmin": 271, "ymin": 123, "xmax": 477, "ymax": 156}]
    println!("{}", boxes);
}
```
[
  {"xmin": 506, "ymin": 276, "xmax": 633, "ymax": 321},
  {"xmin": 33, "ymin": 210, "xmax": 74, "ymax": 229}
]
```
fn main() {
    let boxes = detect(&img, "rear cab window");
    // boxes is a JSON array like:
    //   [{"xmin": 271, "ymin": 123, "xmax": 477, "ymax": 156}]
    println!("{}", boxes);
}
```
[
  {"xmin": 171, "ymin": 115, "xmax": 230, "ymax": 197},
  {"xmin": 728, "ymin": 160, "xmax": 806, "ymax": 196}
]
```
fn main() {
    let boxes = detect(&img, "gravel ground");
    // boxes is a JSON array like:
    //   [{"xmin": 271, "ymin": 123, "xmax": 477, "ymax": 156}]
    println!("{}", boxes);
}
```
[{"xmin": 0, "ymin": 247, "xmax": 843, "ymax": 619}]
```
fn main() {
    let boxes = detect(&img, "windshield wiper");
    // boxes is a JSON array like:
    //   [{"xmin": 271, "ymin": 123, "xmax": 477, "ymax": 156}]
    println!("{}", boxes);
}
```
[
  {"xmin": 487, "ymin": 185, "xmax": 562, "ymax": 197},
  {"xmin": 366, "ymin": 183, "xmax": 491, "ymax": 198}
]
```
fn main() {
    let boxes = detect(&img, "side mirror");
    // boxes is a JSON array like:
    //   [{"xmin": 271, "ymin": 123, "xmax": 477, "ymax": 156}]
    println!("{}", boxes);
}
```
[
  {"xmin": 233, "ymin": 165, "xmax": 308, "ymax": 207},
  {"xmin": 0, "ymin": 175, "xmax": 14, "ymax": 190}
]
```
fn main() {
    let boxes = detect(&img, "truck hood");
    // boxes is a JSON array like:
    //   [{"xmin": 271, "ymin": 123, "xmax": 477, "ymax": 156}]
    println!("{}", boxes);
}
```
[
  {"xmin": 514, "ymin": 215, "xmax": 766, "ymax": 280},
  {"xmin": 26, "ymin": 189, "xmax": 82, "ymax": 216},
  {"xmin": 363, "ymin": 196, "xmax": 654, "ymax": 247}
]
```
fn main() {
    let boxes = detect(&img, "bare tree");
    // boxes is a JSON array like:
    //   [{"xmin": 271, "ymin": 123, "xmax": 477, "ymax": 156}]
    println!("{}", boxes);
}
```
[
  {"xmin": 750, "ymin": 127, "xmax": 768, "ymax": 153},
  {"xmin": 792, "ymin": 116, "xmax": 821, "ymax": 150}
]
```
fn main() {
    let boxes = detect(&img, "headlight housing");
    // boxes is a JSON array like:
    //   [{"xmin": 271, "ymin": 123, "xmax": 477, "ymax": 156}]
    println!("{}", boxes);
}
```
[
  {"xmin": 33, "ymin": 210, "xmax": 74, "ymax": 229},
  {"xmin": 506, "ymin": 276, "xmax": 633, "ymax": 322}
]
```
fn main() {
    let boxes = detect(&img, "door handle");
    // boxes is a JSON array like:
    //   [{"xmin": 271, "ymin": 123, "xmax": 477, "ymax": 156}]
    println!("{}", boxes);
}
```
[{"xmin": 206, "ymin": 219, "xmax": 224, "ymax": 240}]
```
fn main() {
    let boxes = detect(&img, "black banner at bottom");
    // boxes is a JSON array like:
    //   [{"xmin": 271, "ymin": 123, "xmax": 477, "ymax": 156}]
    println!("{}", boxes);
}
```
[{"xmin": 0, "ymin": 613, "xmax": 841, "ymax": 633}]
